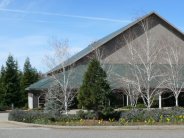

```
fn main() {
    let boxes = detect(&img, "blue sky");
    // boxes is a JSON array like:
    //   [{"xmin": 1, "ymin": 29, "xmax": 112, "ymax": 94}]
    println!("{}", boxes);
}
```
[{"xmin": 0, "ymin": 0, "xmax": 183, "ymax": 72}]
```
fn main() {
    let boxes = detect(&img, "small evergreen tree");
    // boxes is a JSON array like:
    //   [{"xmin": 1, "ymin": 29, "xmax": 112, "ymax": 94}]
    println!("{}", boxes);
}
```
[
  {"xmin": 77, "ymin": 58, "xmax": 111, "ymax": 117},
  {"xmin": 0, "ymin": 66, "xmax": 6, "ymax": 106},
  {"xmin": 21, "ymin": 57, "xmax": 40, "ymax": 107},
  {"xmin": 3, "ymin": 55, "xmax": 21, "ymax": 107}
]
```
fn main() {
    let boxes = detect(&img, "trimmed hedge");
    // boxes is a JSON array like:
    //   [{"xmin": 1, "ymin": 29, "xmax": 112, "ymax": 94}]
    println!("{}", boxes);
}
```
[
  {"xmin": 9, "ymin": 109, "xmax": 121, "ymax": 124},
  {"xmin": 8, "ymin": 109, "xmax": 80, "ymax": 123},
  {"xmin": 8, "ymin": 109, "xmax": 48, "ymax": 123},
  {"xmin": 9, "ymin": 108, "xmax": 184, "ymax": 125},
  {"xmin": 76, "ymin": 110, "xmax": 95, "ymax": 119},
  {"xmin": 120, "ymin": 107, "xmax": 184, "ymax": 122}
]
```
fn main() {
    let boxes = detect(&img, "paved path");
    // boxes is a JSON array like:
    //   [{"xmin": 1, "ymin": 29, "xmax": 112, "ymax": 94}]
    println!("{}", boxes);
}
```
[
  {"xmin": 1, "ymin": 113, "xmax": 184, "ymax": 138},
  {"xmin": 0, "ymin": 113, "xmax": 8, "ymax": 121},
  {"xmin": 0, "ymin": 127, "xmax": 184, "ymax": 138},
  {"xmin": 0, "ymin": 113, "xmax": 25, "ymax": 128}
]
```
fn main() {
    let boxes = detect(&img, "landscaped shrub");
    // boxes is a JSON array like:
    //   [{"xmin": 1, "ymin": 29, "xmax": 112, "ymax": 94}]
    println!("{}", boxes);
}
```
[
  {"xmin": 56, "ymin": 114, "xmax": 80, "ymax": 122},
  {"xmin": 84, "ymin": 111, "xmax": 96, "ymax": 119},
  {"xmin": 32, "ymin": 118, "xmax": 51, "ymax": 124},
  {"xmin": 76, "ymin": 110, "xmax": 97, "ymax": 119},
  {"xmin": 8, "ymin": 109, "xmax": 81, "ymax": 123},
  {"xmin": 120, "ymin": 109, "xmax": 161, "ymax": 122},
  {"xmin": 9, "ymin": 108, "xmax": 184, "ymax": 125},
  {"xmin": 76, "ymin": 108, "xmax": 121, "ymax": 121},
  {"xmin": 76, "ymin": 110, "xmax": 86, "ymax": 119},
  {"xmin": 99, "ymin": 108, "xmax": 121, "ymax": 121},
  {"xmin": 136, "ymin": 104, "xmax": 146, "ymax": 108},
  {"xmin": 120, "ymin": 107, "xmax": 184, "ymax": 123},
  {"xmin": 8, "ymin": 109, "xmax": 49, "ymax": 123}
]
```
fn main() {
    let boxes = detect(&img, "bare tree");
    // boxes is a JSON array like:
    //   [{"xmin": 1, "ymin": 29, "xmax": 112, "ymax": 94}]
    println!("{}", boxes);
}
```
[
  {"xmin": 44, "ymin": 38, "xmax": 76, "ymax": 115},
  {"xmin": 116, "ymin": 17, "xmax": 166, "ymax": 109},
  {"xmin": 91, "ymin": 42, "xmax": 140, "ymax": 108},
  {"xmin": 92, "ymin": 47, "xmax": 113, "ymax": 81},
  {"xmin": 44, "ymin": 82, "xmax": 64, "ymax": 116},
  {"xmin": 120, "ymin": 79, "xmax": 140, "ymax": 107},
  {"xmin": 164, "ymin": 38, "xmax": 184, "ymax": 107}
]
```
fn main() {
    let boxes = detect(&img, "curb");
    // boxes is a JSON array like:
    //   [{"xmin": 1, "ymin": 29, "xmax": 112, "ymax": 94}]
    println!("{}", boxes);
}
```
[{"xmin": 8, "ymin": 121, "xmax": 184, "ymax": 130}]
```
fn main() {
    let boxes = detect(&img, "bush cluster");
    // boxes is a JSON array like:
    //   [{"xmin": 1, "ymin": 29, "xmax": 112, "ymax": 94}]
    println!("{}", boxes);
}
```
[
  {"xmin": 9, "ymin": 108, "xmax": 184, "ymax": 125},
  {"xmin": 99, "ymin": 111, "xmax": 121, "ymax": 121},
  {"xmin": 8, "ymin": 109, "xmax": 48, "ymax": 123},
  {"xmin": 8, "ymin": 109, "xmax": 122, "ymax": 124},
  {"xmin": 8, "ymin": 109, "xmax": 81, "ymax": 123},
  {"xmin": 76, "ymin": 109, "xmax": 121, "ymax": 121},
  {"xmin": 76, "ymin": 110, "xmax": 96, "ymax": 119},
  {"xmin": 120, "ymin": 107, "xmax": 184, "ymax": 123}
]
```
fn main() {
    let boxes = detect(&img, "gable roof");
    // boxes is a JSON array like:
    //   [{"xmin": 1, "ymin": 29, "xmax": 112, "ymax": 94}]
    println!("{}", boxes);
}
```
[
  {"xmin": 47, "ymin": 12, "xmax": 184, "ymax": 74},
  {"xmin": 27, "ymin": 12, "xmax": 184, "ymax": 91}
]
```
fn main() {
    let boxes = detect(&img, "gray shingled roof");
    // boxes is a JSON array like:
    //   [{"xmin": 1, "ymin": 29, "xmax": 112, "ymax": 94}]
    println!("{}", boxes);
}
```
[
  {"xmin": 48, "ymin": 12, "xmax": 178, "ymax": 74},
  {"xmin": 26, "ymin": 65, "xmax": 88, "ymax": 91},
  {"xmin": 27, "ymin": 12, "xmax": 184, "ymax": 91}
]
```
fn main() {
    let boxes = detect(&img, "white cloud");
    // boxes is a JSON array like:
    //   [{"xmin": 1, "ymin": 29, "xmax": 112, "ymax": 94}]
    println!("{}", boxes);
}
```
[
  {"xmin": 0, "ymin": 0, "xmax": 12, "ymax": 8},
  {"xmin": 0, "ymin": 8, "xmax": 131, "ymax": 23}
]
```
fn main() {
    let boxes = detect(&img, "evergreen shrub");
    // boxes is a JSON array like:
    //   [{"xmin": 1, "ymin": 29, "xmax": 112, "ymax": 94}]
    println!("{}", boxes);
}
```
[
  {"xmin": 120, "ymin": 107, "xmax": 184, "ymax": 122},
  {"xmin": 8, "ymin": 109, "xmax": 80, "ymax": 123}
]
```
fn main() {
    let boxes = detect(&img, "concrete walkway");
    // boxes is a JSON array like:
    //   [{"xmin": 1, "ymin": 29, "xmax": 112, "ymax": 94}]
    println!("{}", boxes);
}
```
[
  {"xmin": 0, "ymin": 113, "xmax": 26, "ymax": 128},
  {"xmin": 0, "ymin": 113, "xmax": 8, "ymax": 121},
  {"xmin": 8, "ymin": 120, "xmax": 184, "ymax": 130}
]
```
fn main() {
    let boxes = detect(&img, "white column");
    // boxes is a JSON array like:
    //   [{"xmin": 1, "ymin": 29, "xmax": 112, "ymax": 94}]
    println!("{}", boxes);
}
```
[
  {"xmin": 28, "ymin": 93, "xmax": 33, "ymax": 109},
  {"xmin": 159, "ymin": 93, "xmax": 162, "ymax": 109},
  {"xmin": 126, "ymin": 95, "xmax": 129, "ymax": 106}
]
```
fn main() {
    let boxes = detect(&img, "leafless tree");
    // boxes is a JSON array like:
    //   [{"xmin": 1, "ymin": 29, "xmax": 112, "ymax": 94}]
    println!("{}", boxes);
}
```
[
  {"xmin": 119, "ymin": 78, "xmax": 140, "ymax": 107},
  {"xmin": 44, "ymin": 38, "xmax": 76, "ymax": 115},
  {"xmin": 164, "ymin": 38, "xmax": 184, "ymax": 107},
  {"xmin": 92, "ymin": 47, "xmax": 113, "ymax": 81},
  {"xmin": 116, "ymin": 17, "xmax": 166, "ymax": 109}
]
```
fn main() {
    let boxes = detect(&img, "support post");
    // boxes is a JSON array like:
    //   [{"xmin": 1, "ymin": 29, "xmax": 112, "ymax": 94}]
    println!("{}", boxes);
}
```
[
  {"xmin": 122, "ymin": 94, "xmax": 124, "ymax": 107},
  {"xmin": 126, "ymin": 95, "xmax": 129, "ymax": 106},
  {"xmin": 28, "ymin": 93, "xmax": 33, "ymax": 109},
  {"xmin": 159, "ymin": 93, "xmax": 162, "ymax": 109}
]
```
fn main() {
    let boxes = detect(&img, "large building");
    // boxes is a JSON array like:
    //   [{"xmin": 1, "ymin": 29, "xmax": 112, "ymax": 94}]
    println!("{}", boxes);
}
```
[{"xmin": 27, "ymin": 12, "xmax": 184, "ymax": 109}]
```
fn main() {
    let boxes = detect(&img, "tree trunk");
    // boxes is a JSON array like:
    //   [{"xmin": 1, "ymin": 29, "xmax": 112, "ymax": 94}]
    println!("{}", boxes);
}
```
[
  {"xmin": 147, "ymin": 98, "xmax": 151, "ymax": 110},
  {"xmin": 176, "ymin": 97, "xmax": 178, "ymax": 107},
  {"xmin": 64, "ymin": 95, "xmax": 68, "ymax": 115}
]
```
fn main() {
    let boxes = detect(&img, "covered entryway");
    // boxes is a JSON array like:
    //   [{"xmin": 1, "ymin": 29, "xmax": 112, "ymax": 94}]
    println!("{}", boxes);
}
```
[{"xmin": 28, "ymin": 91, "xmax": 46, "ymax": 109}]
